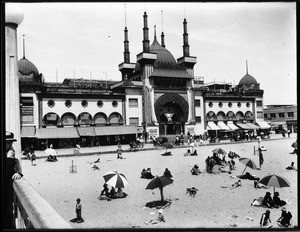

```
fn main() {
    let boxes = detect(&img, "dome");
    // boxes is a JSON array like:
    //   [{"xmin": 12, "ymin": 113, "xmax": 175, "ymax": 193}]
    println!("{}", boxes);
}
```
[
  {"xmin": 238, "ymin": 73, "xmax": 257, "ymax": 86},
  {"xmin": 5, "ymin": 3, "xmax": 24, "ymax": 25},
  {"xmin": 18, "ymin": 57, "xmax": 39, "ymax": 76},
  {"xmin": 135, "ymin": 37, "xmax": 177, "ymax": 72}
]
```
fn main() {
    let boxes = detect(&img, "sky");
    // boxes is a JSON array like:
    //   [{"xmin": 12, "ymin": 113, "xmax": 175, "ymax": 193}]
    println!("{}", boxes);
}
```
[{"xmin": 11, "ymin": 2, "xmax": 297, "ymax": 106}]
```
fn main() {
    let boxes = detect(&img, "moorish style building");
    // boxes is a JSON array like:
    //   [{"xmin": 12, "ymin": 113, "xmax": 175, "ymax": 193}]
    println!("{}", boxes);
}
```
[{"xmin": 19, "ymin": 11, "xmax": 269, "ymax": 150}]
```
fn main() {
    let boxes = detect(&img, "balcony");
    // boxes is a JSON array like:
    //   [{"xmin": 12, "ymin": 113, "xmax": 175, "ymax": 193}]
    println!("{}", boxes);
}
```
[{"xmin": 11, "ymin": 178, "xmax": 71, "ymax": 229}]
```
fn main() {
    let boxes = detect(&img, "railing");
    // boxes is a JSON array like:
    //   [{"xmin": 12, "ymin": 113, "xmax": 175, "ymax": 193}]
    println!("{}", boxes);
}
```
[{"xmin": 13, "ymin": 178, "xmax": 72, "ymax": 229}]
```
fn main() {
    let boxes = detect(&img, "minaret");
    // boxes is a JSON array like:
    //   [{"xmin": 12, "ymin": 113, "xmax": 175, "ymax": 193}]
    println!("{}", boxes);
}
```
[
  {"xmin": 142, "ymin": 12, "xmax": 150, "ymax": 52},
  {"xmin": 22, "ymin": 34, "xmax": 26, "ymax": 58},
  {"xmin": 182, "ymin": 18, "xmax": 190, "ymax": 57},
  {"xmin": 118, "ymin": 4, "xmax": 135, "ymax": 81},
  {"xmin": 5, "ymin": 3, "xmax": 24, "ymax": 165},
  {"xmin": 246, "ymin": 60, "xmax": 248, "ymax": 74},
  {"xmin": 161, "ymin": 10, "xmax": 165, "ymax": 48}
]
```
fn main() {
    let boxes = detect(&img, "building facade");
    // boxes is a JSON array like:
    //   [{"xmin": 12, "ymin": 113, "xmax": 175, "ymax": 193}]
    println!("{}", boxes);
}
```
[{"xmin": 19, "ymin": 11, "xmax": 269, "ymax": 149}]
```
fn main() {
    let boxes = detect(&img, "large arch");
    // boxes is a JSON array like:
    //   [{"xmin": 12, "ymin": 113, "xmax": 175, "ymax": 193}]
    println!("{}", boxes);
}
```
[
  {"xmin": 109, "ymin": 112, "xmax": 123, "ymax": 125},
  {"xmin": 154, "ymin": 93, "xmax": 188, "ymax": 135},
  {"xmin": 206, "ymin": 111, "xmax": 216, "ymax": 121},
  {"xmin": 236, "ymin": 111, "xmax": 244, "ymax": 120},
  {"xmin": 245, "ymin": 111, "xmax": 254, "ymax": 120},
  {"xmin": 61, "ymin": 112, "xmax": 76, "ymax": 126},
  {"xmin": 42, "ymin": 112, "xmax": 59, "ymax": 126},
  {"xmin": 226, "ymin": 111, "xmax": 235, "ymax": 120},
  {"xmin": 94, "ymin": 112, "xmax": 108, "ymax": 125},
  {"xmin": 217, "ymin": 111, "xmax": 226, "ymax": 121},
  {"xmin": 78, "ymin": 112, "xmax": 92, "ymax": 125}
]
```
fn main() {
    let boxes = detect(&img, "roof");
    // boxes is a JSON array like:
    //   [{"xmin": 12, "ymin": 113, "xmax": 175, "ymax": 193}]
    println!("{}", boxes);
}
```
[
  {"xmin": 18, "ymin": 57, "xmax": 39, "ymax": 76},
  {"xmin": 151, "ymin": 67, "xmax": 192, "ymax": 79}
]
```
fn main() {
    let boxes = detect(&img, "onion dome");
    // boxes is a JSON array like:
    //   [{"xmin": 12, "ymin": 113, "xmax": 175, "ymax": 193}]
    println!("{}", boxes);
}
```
[
  {"xmin": 238, "ymin": 73, "xmax": 257, "ymax": 86},
  {"xmin": 18, "ymin": 57, "xmax": 39, "ymax": 76}
]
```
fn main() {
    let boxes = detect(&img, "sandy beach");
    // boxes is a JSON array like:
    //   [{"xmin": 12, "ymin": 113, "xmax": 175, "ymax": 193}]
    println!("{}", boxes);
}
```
[{"xmin": 21, "ymin": 136, "xmax": 298, "ymax": 229}]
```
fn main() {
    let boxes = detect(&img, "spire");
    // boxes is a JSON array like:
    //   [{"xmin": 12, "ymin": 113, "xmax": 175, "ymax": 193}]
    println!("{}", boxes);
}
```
[
  {"xmin": 154, "ymin": 25, "xmax": 156, "ymax": 38},
  {"xmin": 123, "ymin": 26, "xmax": 130, "ymax": 63},
  {"xmin": 246, "ymin": 60, "xmax": 248, "ymax": 74},
  {"xmin": 124, "ymin": 4, "xmax": 127, "ymax": 27},
  {"xmin": 22, "ymin": 34, "xmax": 26, "ymax": 58},
  {"xmin": 161, "ymin": 10, "xmax": 165, "ymax": 48},
  {"xmin": 182, "ymin": 18, "xmax": 190, "ymax": 57},
  {"xmin": 143, "ymin": 11, "xmax": 150, "ymax": 52}
]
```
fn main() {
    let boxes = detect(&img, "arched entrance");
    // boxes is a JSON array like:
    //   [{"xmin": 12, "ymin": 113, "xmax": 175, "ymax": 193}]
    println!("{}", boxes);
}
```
[{"xmin": 154, "ymin": 93, "xmax": 188, "ymax": 135}]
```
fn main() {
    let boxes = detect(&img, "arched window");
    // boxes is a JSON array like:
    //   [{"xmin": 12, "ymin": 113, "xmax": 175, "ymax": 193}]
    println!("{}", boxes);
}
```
[
  {"xmin": 109, "ymin": 112, "xmax": 123, "ymax": 125},
  {"xmin": 78, "ymin": 112, "xmax": 92, "ymax": 125},
  {"xmin": 43, "ymin": 112, "xmax": 59, "ymax": 126},
  {"xmin": 236, "ymin": 111, "xmax": 244, "ymax": 120},
  {"xmin": 61, "ymin": 113, "xmax": 76, "ymax": 126},
  {"xmin": 94, "ymin": 113, "xmax": 107, "ymax": 125},
  {"xmin": 217, "ymin": 111, "xmax": 226, "ymax": 121},
  {"xmin": 245, "ymin": 111, "xmax": 254, "ymax": 119},
  {"xmin": 226, "ymin": 111, "xmax": 235, "ymax": 120},
  {"xmin": 206, "ymin": 111, "xmax": 216, "ymax": 121}
]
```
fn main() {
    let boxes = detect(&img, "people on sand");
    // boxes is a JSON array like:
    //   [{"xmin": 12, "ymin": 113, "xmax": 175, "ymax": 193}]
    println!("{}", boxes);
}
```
[
  {"xmin": 163, "ymin": 168, "xmax": 173, "ymax": 178},
  {"xmin": 117, "ymin": 145, "xmax": 123, "ymax": 159},
  {"xmin": 191, "ymin": 165, "xmax": 201, "ymax": 175},
  {"xmin": 262, "ymin": 192, "xmax": 275, "ymax": 208},
  {"xmin": 254, "ymin": 180, "xmax": 268, "ymax": 189},
  {"xmin": 277, "ymin": 207, "xmax": 292, "ymax": 227},
  {"xmin": 46, "ymin": 155, "xmax": 58, "ymax": 162},
  {"xmin": 70, "ymin": 198, "xmax": 84, "ymax": 223},
  {"xmin": 30, "ymin": 152, "xmax": 36, "ymax": 166},
  {"xmin": 109, "ymin": 187, "xmax": 116, "ymax": 197},
  {"xmin": 258, "ymin": 147, "xmax": 264, "ymax": 168},
  {"xmin": 145, "ymin": 209, "xmax": 165, "ymax": 225},
  {"xmin": 230, "ymin": 180, "xmax": 242, "ymax": 190},
  {"xmin": 273, "ymin": 192, "xmax": 286, "ymax": 208},
  {"xmin": 286, "ymin": 162, "xmax": 296, "ymax": 170},
  {"xmin": 100, "ymin": 183, "xmax": 110, "ymax": 197},
  {"xmin": 191, "ymin": 150, "xmax": 198, "ymax": 156},
  {"xmin": 141, "ymin": 169, "xmax": 147, "ymax": 178},
  {"xmin": 238, "ymin": 172, "xmax": 259, "ymax": 181},
  {"xmin": 260, "ymin": 210, "xmax": 272, "ymax": 228},
  {"xmin": 143, "ymin": 168, "xmax": 155, "ymax": 179},
  {"xmin": 184, "ymin": 149, "xmax": 191, "ymax": 156}
]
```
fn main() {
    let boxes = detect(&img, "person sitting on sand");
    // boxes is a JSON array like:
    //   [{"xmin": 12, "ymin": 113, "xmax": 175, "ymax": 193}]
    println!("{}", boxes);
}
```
[
  {"xmin": 238, "ymin": 172, "xmax": 259, "ymax": 180},
  {"xmin": 230, "ymin": 180, "xmax": 242, "ymax": 190},
  {"xmin": 254, "ymin": 180, "xmax": 268, "ymax": 189},
  {"xmin": 112, "ymin": 188, "xmax": 127, "ymax": 198},
  {"xmin": 163, "ymin": 168, "xmax": 173, "ymax": 178},
  {"xmin": 109, "ymin": 187, "xmax": 116, "ymax": 197},
  {"xmin": 286, "ymin": 162, "xmax": 296, "ymax": 170},
  {"xmin": 191, "ymin": 165, "xmax": 201, "ymax": 175},
  {"xmin": 262, "ymin": 192, "xmax": 275, "ymax": 208},
  {"xmin": 100, "ymin": 183, "xmax": 110, "ymax": 197},
  {"xmin": 260, "ymin": 210, "xmax": 272, "ymax": 228},
  {"xmin": 144, "ymin": 168, "xmax": 155, "ymax": 179},
  {"xmin": 145, "ymin": 209, "xmax": 165, "ymax": 225},
  {"xmin": 191, "ymin": 150, "xmax": 198, "ymax": 156},
  {"xmin": 277, "ymin": 207, "xmax": 292, "ymax": 227},
  {"xmin": 273, "ymin": 192, "xmax": 286, "ymax": 208},
  {"xmin": 141, "ymin": 169, "xmax": 147, "ymax": 178},
  {"xmin": 184, "ymin": 149, "xmax": 191, "ymax": 156}
]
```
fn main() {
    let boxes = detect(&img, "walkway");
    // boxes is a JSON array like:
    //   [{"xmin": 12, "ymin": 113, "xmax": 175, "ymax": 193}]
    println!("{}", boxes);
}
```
[{"xmin": 29, "ymin": 133, "xmax": 296, "ymax": 159}]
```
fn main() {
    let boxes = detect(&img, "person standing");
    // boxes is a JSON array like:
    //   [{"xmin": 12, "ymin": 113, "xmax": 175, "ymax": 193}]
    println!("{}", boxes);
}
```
[
  {"xmin": 117, "ymin": 145, "xmax": 123, "ymax": 159},
  {"xmin": 260, "ymin": 210, "xmax": 272, "ymax": 228},
  {"xmin": 258, "ymin": 147, "xmax": 264, "ymax": 169},
  {"xmin": 71, "ymin": 198, "xmax": 84, "ymax": 223},
  {"xmin": 3, "ymin": 131, "xmax": 23, "ymax": 229}
]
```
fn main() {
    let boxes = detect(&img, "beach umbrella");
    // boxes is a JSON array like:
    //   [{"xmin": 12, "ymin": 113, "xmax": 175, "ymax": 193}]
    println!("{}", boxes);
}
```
[
  {"xmin": 291, "ymin": 141, "xmax": 297, "ymax": 148},
  {"xmin": 239, "ymin": 158, "xmax": 258, "ymax": 175},
  {"xmin": 212, "ymin": 148, "xmax": 227, "ymax": 155},
  {"xmin": 258, "ymin": 174, "xmax": 290, "ymax": 195},
  {"xmin": 103, "ymin": 171, "xmax": 128, "ymax": 189},
  {"xmin": 146, "ymin": 176, "xmax": 173, "ymax": 202}
]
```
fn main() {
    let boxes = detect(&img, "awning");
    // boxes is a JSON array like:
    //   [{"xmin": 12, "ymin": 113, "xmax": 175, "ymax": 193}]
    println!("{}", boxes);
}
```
[
  {"xmin": 226, "ymin": 121, "xmax": 239, "ymax": 130},
  {"xmin": 236, "ymin": 123, "xmax": 251, "ymax": 130},
  {"xmin": 217, "ymin": 121, "xmax": 231, "ymax": 130},
  {"xmin": 246, "ymin": 122, "xmax": 260, "ymax": 130},
  {"xmin": 77, "ymin": 127, "xmax": 96, "ymax": 136},
  {"xmin": 207, "ymin": 121, "xmax": 221, "ymax": 130},
  {"xmin": 36, "ymin": 127, "xmax": 79, "ymax": 139},
  {"xmin": 255, "ymin": 121, "xmax": 271, "ymax": 129},
  {"xmin": 270, "ymin": 121, "xmax": 286, "ymax": 126},
  {"xmin": 94, "ymin": 125, "xmax": 137, "ymax": 136},
  {"xmin": 21, "ymin": 126, "xmax": 36, "ymax": 138}
]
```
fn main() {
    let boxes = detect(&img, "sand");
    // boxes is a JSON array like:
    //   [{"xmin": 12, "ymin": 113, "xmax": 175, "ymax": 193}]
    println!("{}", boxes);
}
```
[{"xmin": 21, "ymin": 137, "xmax": 298, "ymax": 229}]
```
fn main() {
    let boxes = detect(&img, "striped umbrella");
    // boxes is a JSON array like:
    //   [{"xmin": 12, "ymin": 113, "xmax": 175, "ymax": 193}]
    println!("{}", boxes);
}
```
[
  {"xmin": 103, "ymin": 171, "xmax": 128, "ymax": 189},
  {"xmin": 212, "ymin": 148, "xmax": 227, "ymax": 155},
  {"xmin": 239, "ymin": 158, "xmax": 258, "ymax": 175},
  {"xmin": 258, "ymin": 174, "xmax": 290, "ymax": 195}
]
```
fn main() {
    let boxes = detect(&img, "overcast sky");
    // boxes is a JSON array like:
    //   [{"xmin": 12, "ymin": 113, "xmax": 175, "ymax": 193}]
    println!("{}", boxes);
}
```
[{"xmin": 13, "ymin": 2, "xmax": 296, "ymax": 105}]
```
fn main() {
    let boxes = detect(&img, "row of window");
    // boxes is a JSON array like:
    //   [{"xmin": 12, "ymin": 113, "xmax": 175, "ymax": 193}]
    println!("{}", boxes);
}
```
[
  {"xmin": 47, "ymin": 100, "xmax": 118, "ymax": 108},
  {"xmin": 264, "ymin": 112, "xmax": 294, "ymax": 119},
  {"xmin": 208, "ymin": 101, "xmax": 251, "ymax": 108}
]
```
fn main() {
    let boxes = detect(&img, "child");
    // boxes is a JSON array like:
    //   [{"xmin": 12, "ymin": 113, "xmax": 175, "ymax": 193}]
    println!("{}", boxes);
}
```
[
  {"xmin": 30, "ymin": 152, "xmax": 36, "ymax": 166},
  {"xmin": 70, "ymin": 198, "xmax": 84, "ymax": 223},
  {"xmin": 117, "ymin": 145, "xmax": 123, "ymax": 159}
]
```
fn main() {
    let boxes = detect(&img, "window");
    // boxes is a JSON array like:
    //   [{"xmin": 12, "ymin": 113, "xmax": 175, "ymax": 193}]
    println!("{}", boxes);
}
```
[
  {"xmin": 81, "ymin": 100, "xmax": 88, "ymax": 108},
  {"xmin": 112, "ymin": 100, "xmax": 118, "ymax": 108},
  {"xmin": 208, "ymin": 102, "xmax": 213, "ymax": 108},
  {"xmin": 228, "ymin": 102, "xmax": 232, "ymax": 108},
  {"xmin": 21, "ymin": 97, "xmax": 33, "ymax": 106},
  {"xmin": 278, "ymin": 113, "xmax": 285, "ymax": 118},
  {"xmin": 237, "ymin": 102, "xmax": 241, "ymax": 108},
  {"xmin": 218, "ymin": 102, "xmax": 223, "ymax": 108},
  {"xmin": 270, "ymin": 113, "xmax": 276, "ymax": 119},
  {"xmin": 256, "ymin": 100, "xmax": 262, "ymax": 107},
  {"xmin": 195, "ymin": 99, "xmax": 201, "ymax": 107},
  {"xmin": 195, "ymin": 116, "xmax": 201, "ymax": 122},
  {"xmin": 246, "ymin": 102, "xmax": 250, "ymax": 108},
  {"xmin": 21, "ymin": 97, "xmax": 34, "ymax": 123},
  {"xmin": 287, "ymin": 112, "xmax": 294, "ymax": 118},
  {"xmin": 129, "ymin": 117, "xmax": 139, "ymax": 125},
  {"xmin": 97, "ymin": 100, "xmax": 103, "ymax": 108},
  {"xmin": 129, "ymin": 98, "xmax": 138, "ymax": 107},
  {"xmin": 65, "ymin": 100, "xmax": 72, "ymax": 108},
  {"xmin": 264, "ymin": 114, "xmax": 268, "ymax": 119},
  {"xmin": 47, "ymin": 100, "xmax": 55, "ymax": 108}
]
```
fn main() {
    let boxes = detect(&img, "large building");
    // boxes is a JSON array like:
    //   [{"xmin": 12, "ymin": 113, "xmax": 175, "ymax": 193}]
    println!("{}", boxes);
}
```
[{"xmin": 19, "ymin": 12, "xmax": 269, "ymax": 149}]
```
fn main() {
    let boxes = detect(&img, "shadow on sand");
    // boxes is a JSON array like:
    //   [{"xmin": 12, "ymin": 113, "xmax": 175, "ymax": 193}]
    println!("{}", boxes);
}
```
[{"xmin": 145, "ymin": 200, "xmax": 172, "ymax": 209}]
